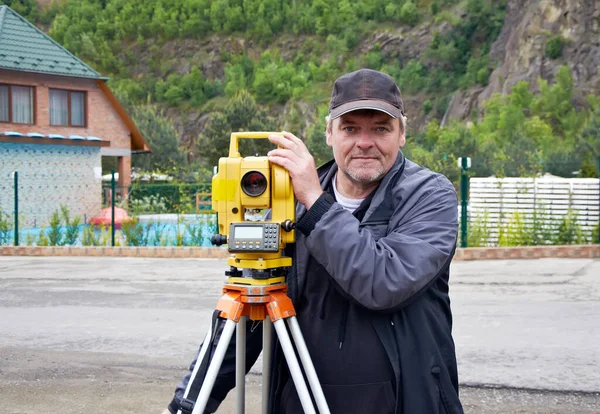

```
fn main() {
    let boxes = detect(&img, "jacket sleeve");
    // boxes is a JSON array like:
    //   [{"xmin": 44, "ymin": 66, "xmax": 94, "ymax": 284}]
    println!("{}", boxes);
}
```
[
  {"xmin": 168, "ymin": 318, "xmax": 264, "ymax": 413},
  {"xmin": 297, "ymin": 178, "xmax": 458, "ymax": 312}
]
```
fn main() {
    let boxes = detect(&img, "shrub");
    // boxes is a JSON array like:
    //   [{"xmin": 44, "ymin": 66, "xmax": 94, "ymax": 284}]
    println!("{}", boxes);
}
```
[
  {"xmin": 82, "ymin": 226, "xmax": 101, "ymax": 246},
  {"xmin": 61, "ymin": 205, "xmax": 81, "ymax": 246},
  {"xmin": 468, "ymin": 210, "xmax": 492, "ymax": 247},
  {"xmin": 0, "ymin": 211, "xmax": 12, "ymax": 245},
  {"xmin": 130, "ymin": 194, "xmax": 169, "ymax": 215},
  {"xmin": 121, "ymin": 218, "xmax": 150, "ymax": 246},
  {"xmin": 185, "ymin": 223, "xmax": 204, "ymax": 246},
  {"xmin": 476, "ymin": 67, "xmax": 491, "ymax": 85},
  {"xmin": 423, "ymin": 100, "xmax": 433, "ymax": 115},
  {"xmin": 164, "ymin": 85, "xmax": 184, "ymax": 106},
  {"xmin": 498, "ymin": 211, "xmax": 529, "ymax": 246},
  {"xmin": 37, "ymin": 224, "xmax": 49, "ymax": 246},
  {"xmin": 400, "ymin": 1, "xmax": 419, "ymax": 25},
  {"xmin": 546, "ymin": 35, "xmax": 564, "ymax": 59},
  {"xmin": 553, "ymin": 209, "xmax": 586, "ymax": 245},
  {"xmin": 47, "ymin": 210, "xmax": 64, "ymax": 246},
  {"xmin": 149, "ymin": 221, "xmax": 168, "ymax": 246}
]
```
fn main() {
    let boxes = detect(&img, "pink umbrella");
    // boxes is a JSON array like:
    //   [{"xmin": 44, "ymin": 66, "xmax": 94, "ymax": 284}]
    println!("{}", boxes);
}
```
[{"xmin": 89, "ymin": 207, "xmax": 133, "ymax": 229}]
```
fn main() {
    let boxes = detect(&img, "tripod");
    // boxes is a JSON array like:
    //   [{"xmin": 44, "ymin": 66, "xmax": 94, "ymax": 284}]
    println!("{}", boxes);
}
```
[{"xmin": 178, "ymin": 271, "xmax": 331, "ymax": 414}]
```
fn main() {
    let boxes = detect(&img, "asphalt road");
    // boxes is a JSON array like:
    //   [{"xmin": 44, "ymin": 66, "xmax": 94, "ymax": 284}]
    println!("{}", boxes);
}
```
[{"xmin": 0, "ymin": 256, "xmax": 599, "ymax": 413}]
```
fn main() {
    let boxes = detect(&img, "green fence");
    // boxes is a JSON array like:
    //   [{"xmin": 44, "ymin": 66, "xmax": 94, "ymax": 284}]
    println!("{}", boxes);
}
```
[
  {"xmin": 2, "ymin": 159, "xmax": 599, "ymax": 248},
  {"xmin": 0, "ymin": 172, "xmax": 217, "ymax": 247},
  {"xmin": 124, "ymin": 182, "xmax": 213, "ymax": 214}
]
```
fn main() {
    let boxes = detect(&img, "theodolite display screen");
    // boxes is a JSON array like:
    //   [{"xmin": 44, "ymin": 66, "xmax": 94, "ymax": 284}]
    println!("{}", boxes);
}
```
[
  {"xmin": 229, "ymin": 223, "xmax": 280, "ymax": 252},
  {"xmin": 234, "ymin": 226, "xmax": 263, "ymax": 239}
]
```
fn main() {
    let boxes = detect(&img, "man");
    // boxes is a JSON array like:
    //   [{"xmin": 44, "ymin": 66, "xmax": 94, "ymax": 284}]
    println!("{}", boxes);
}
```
[{"xmin": 166, "ymin": 69, "xmax": 463, "ymax": 414}]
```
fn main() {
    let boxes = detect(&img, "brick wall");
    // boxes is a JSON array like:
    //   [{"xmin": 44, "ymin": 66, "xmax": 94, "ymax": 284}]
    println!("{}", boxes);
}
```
[
  {"xmin": 0, "ymin": 70, "xmax": 131, "ymax": 149},
  {"xmin": 0, "ymin": 245, "xmax": 598, "ymax": 259},
  {"xmin": 454, "ymin": 245, "xmax": 600, "ymax": 260}
]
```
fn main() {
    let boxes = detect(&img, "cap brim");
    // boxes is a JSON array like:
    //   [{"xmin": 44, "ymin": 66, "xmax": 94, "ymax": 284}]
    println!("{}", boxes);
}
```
[{"xmin": 329, "ymin": 99, "xmax": 401, "ymax": 119}]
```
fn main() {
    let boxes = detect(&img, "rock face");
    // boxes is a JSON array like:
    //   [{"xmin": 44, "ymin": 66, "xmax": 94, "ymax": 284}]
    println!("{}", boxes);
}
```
[
  {"xmin": 446, "ymin": 0, "xmax": 600, "ymax": 122},
  {"xmin": 141, "ymin": 0, "xmax": 600, "ymax": 149}
]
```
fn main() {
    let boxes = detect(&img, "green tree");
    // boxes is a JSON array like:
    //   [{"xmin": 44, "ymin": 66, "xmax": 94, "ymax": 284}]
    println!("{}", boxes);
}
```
[
  {"xmin": 3, "ymin": 0, "xmax": 38, "ymax": 21},
  {"xmin": 164, "ymin": 85, "xmax": 184, "ymax": 106},
  {"xmin": 305, "ymin": 105, "xmax": 332, "ymax": 166},
  {"xmin": 532, "ymin": 65, "xmax": 583, "ymax": 140},
  {"xmin": 399, "ymin": 1, "xmax": 419, "ymax": 25},
  {"xmin": 196, "ymin": 90, "xmax": 278, "ymax": 168},
  {"xmin": 181, "ymin": 67, "xmax": 207, "ymax": 106},
  {"xmin": 130, "ymin": 104, "xmax": 185, "ymax": 172}
]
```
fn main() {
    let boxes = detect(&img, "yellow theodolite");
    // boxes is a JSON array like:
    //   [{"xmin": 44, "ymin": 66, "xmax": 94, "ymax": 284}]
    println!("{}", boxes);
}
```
[
  {"xmin": 210, "ymin": 132, "xmax": 296, "ymax": 285},
  {"xmin": 180, "ymin": 133, "xmax": 331, "ymax": 414}
]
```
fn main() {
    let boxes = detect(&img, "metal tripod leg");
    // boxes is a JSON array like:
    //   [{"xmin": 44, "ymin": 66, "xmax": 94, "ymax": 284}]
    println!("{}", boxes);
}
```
[
  {"xmin": 272, "ymin": 318, "xmax": 316, "ymax": 414},
  {"xmin": 262, "ymin": 318, "xmax": 272, "ymax": 414},
  {"xmin": 180, "ymin": 283, "xmax": 330, "ymax": 414},
  {"xmin": 236, "ymin": 316, "xmax": 247, "ymax": 414},
  {"xmin": 178, "ymin": 317, "xmax": 215, "ymax": 414},
  {"xmin": 286, "ymin": 316, "xmax": 330, "ymax": 414},
  {"xmin": 191, "ymin": 319, "xmax": 237, "ymax": 414}
]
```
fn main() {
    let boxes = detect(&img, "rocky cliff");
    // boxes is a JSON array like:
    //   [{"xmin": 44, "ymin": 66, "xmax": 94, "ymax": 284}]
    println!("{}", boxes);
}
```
[
  {"xmin": 444, "ymin": 0, "xmax": 600, "ymax": 123},
  {"xmin": 154, "ymin": 0, "xmax": 600, "ymax": 149}
]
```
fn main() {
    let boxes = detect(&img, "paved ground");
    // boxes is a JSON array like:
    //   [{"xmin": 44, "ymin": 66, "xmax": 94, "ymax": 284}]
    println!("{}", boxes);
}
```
[{"xmin": 0, "ymin": 256, "xmax": 599, "ymax": 413}]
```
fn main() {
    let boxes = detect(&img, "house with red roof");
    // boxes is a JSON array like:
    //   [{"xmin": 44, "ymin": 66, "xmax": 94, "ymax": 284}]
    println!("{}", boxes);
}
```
[{"xmin": 0, "ymin": 5, "xmax": 150, "ymax": 229}]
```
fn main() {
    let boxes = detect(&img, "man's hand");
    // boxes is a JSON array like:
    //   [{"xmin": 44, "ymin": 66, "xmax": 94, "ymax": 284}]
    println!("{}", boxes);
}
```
[{"xmin": 268, "ymin": 131, "xmax": 323, "ymax": 209}]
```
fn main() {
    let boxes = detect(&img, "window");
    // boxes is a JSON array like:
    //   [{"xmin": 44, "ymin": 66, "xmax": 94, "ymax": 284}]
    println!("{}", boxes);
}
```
[
  {"xmin": 50, "ymin": 89, "xmax": 86, "ymax": 127},
  {"xmin": 0, "ymin": 84, "xmax": 35, "ymax": 124}
]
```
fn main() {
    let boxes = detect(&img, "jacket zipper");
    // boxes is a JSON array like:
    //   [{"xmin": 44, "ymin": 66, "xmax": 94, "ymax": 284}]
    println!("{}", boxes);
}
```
[
  {"xmin": 359, "ymin": 220, "xmax": 389, "ymax": 227},
  {"xmin": 431, "ymin": 366, "xmax": 453, "ymax": 414}
]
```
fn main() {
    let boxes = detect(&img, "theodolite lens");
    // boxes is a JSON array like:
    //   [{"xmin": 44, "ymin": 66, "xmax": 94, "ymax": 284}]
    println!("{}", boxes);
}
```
[{"xmin": 241, "ymin": 171, "xmax": 267, "ymax": 196}]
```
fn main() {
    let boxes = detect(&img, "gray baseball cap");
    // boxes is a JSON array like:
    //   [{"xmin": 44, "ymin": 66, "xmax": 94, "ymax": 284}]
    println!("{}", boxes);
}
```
[{"xmin": 329, "ymin": 69, "xmax": 405, "ymax": 119}]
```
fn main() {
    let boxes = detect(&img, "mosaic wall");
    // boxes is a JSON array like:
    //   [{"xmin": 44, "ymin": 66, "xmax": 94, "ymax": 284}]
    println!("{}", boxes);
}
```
[{"xmin": 0, "ymin": 143, "xmax": 102, "ymax": 228}]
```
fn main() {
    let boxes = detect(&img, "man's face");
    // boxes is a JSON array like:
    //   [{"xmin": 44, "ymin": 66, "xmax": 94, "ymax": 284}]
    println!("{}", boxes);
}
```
[{"xmin": 326, "ymin": 110, "xmax": 406, "ymax": 185}]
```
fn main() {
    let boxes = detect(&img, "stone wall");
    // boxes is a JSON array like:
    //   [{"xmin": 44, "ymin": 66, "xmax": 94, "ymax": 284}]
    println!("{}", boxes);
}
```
[{"xmin": 0, "ymin": 142, "xmax": 101, "ymax": 227}]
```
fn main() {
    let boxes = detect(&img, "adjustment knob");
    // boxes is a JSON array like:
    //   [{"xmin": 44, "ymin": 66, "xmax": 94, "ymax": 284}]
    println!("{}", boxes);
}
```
[
  {"xmin": 281, "ymin": 220, "xmax": 296, "ymax": 232},
  {"xmin": 211, "ymin": 234, "xmax": 227, "ymax": 246}
]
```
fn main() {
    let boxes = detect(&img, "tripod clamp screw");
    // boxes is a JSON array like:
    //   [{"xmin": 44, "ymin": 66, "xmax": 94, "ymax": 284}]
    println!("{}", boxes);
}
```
[{"xmin": 225, "ymin": 267, "xmax": 242, "ymax": 277}]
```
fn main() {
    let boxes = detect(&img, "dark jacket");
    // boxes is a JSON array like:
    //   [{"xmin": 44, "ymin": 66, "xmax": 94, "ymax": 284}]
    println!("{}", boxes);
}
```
[{"xmin": 169, "ymin": 151, "xmax": 463, "ymax": 414}]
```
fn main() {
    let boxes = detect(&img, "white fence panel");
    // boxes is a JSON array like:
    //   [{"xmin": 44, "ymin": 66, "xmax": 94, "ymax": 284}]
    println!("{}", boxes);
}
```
[{"xmin": 467, "ymin": 176, "xmax": 599, "ymax": 244}]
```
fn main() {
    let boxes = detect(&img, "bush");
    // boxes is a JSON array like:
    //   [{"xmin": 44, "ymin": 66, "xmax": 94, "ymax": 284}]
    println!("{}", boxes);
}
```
[
  {"xmin": 0, "ymin": 211, "xmax": 12, "ymax": 245},
  {"xmin": 400, "ymin": 1, "xmax": 419, "ymax": 25},
  {"xmin": 498, "ymin": 211, "xmax": 529, "ymax": 246},
  {"xmin": 546, "ymin": 35, "xmax": 564, "ymax": 59},
  {"xmin": 82, "ymin": 226, "xmax": 101, "ymax": 246},
  {"xmin": 130, "ymin": 194, "xmax": 169, "ymax": 215},
  {"xmin": 476, "ymin": 67, "xmax": 491, "ymax": 85},
  {"xmin": 468, "ymin": 210, "xmax": 492, "ymax": 247},
  {"xmin": 164, "ymin": 85, "xmax": 184, "ymax": 106},
  {"xmin": 47, "ymin": 211, "xmax": 64, "ymax": 246},
  {"xmin": 553, "ymin": 209, "xmax": 586, "ymax": 245},
  {"xmin": 61, "ymin": 205, "xmax": 81, "ymax": 246},
  {"xmin": 121, "ymin": 218, "xmax": 150, "ymax": 246},
  {"xmin": 423, "ymin": 100, "xmax": 433, "ymax": 114}
]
